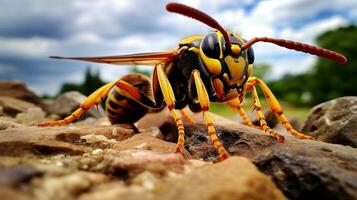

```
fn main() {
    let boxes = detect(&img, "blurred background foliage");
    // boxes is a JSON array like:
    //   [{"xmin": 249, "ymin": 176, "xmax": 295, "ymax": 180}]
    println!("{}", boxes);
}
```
[{"xmin": 55, "ymin": 26, "xmax": 356, "ymax": 114}]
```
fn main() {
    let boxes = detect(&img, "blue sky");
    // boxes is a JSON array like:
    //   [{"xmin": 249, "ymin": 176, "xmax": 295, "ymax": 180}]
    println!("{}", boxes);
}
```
[{"xmin": 0, "ymin": 0, "xmax": 356, "ymax": 95}]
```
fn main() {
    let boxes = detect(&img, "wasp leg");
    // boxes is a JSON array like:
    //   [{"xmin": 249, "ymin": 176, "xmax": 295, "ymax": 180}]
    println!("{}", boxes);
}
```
[
  {"xmin": 179, "ymin": 109, "xmax": 195, "ymax": 124},
  {"xmin": 38, "ymin": 80, "xmax": 159, "ymax": 127},
  {"xmin": 37, "ymin": 81, "xmax": 119, "ymax": 127},
  {"xmin": 250, "ymin": 85, "xmax": 285, "ymax": 142},
  {"xmin": 248, "ymin": 77, "xmax": 314, "ymax": 140},
  {"xmin": 156, "ymin": 64, "xmax": 185, "ymax": 154},
  {"xmin": 192, "ymin": 70, "xmax": 229, "ymax": 161},
  {"xmin": 227, "ymin": 98, "xmax": 256, "ymax": 128}
]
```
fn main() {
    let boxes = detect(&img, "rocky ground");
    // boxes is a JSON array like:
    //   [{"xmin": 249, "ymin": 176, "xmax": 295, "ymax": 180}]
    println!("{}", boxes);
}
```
[{"xmin": 0, "ymin": 80, "xmax": 356, "ymax": 200}]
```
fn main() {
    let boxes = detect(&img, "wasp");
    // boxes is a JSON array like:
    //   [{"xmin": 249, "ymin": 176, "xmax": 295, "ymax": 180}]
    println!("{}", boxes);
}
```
[{"xmin": 38, "ymin": 3, "xmax": 347, "ymax": 160}]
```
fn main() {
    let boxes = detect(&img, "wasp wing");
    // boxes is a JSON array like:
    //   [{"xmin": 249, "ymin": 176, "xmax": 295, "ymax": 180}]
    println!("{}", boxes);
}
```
[{"xmin": 50, "ymin": 49, "xmax": 182, "ymax": 66}]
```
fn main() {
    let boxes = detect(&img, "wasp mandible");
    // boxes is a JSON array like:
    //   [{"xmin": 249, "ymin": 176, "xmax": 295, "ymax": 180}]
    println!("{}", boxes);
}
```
[{"xmin": 38, "ymin": 3, "xmax": 347, "ymax": 160}]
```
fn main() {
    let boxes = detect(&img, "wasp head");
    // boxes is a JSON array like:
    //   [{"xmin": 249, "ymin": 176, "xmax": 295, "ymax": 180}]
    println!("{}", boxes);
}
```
[{"xmin": 200, "ymin": 31, "xmax": 254, "ymax": 100}]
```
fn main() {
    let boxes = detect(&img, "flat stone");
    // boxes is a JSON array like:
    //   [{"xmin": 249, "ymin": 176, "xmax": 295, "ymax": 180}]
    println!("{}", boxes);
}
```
[{"xmin": 0, "ymin": 125, "xmax": 135, "ymax": 156}]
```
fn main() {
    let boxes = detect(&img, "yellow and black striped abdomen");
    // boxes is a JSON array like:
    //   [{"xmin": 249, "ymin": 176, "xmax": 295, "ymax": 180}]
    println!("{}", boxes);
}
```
[{"xmin": 105, "ymin": 73, "xmax": 151, "ymax": 124}]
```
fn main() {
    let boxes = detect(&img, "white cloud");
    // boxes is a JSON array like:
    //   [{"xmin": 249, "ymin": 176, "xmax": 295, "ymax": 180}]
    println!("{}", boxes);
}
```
[
  {"xmin": 280, "ymin": 16, "xmax": 348, "ymax": 43},
  {"xmin": 0, "ymin": 37, "xmax": 57, "ymax": 57},
  {"xmin": 264, "ymin": 56, "xmax": 316, "ymax": 80}
]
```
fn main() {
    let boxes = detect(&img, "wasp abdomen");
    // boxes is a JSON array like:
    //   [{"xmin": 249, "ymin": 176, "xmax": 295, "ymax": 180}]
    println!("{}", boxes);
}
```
[{"xmin": 105, "ymin": 73, "xmax": 151, "ymax": 124}]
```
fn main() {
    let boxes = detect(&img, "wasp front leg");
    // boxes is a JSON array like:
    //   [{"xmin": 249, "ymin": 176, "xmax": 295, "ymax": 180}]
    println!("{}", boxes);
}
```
[
  {"xmin": 179, "ymin": 109, "xmax": 195, "ymax": 124},
  {"xmin": 192, "ymin": 70, "xmax": 230, "ymax": 160},
  {"xmin": 250, "ymin": 84, "xmax": 285, "ymax": 142},
  {"xmin": 155, "ymin": 64, "xmax": 186, "ymax": 154},
  {"xmin": 248, "ymin": 77, "xmax": 314, "ymax": 140},
  {"xmin": 227, "ymin": 98, "xmax": 256, "ymax": 128}
]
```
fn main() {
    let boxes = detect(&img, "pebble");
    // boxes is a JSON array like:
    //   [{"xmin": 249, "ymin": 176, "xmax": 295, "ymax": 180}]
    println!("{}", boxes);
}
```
[
  {"xmin": 92, "ymin": 149, "xmax": 103, "ymax": 155},
  {"xmin": 0, "ymin": 106, "xmax": 3, "ymax": 116},
  {"xmin": 112, "ymin": 128, "xmax": 118, "ymax": 136},
  {"xmin": 108, "ymin": 139, "xmax": 118, "ymax": 144},
  {"xmin": 81, "ymin": 134, "xmax": 109, "ymax": 144},
  {"xmin": 15, "ymin": 107, "xmax": 46, "ymax": 125}
]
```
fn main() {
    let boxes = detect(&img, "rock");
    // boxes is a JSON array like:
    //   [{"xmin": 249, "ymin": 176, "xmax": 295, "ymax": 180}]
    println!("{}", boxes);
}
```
[
  {"xmin": 181, "ymin": 123, "xmax": 357, "ymax": 200},
  {"xmin": 45, "ymin": 91, "xmax": 104, "ymax": 119},
  {"xmin": 0, "ymin": 116, "xmax": 23, "ymax": 130},
  {"xmin": 0, "ymin": 165, "xmax": 43, "ymax": 187},
  {"xmin": 77, "ymin": 157, "xmax": 286, "ymax": 200},
  {"xmin": 32, "ymin": 172, "xmax": 110, "ymax": 200},
  {"xmin": 301, "ymin": 96, "xmax": 357, "ymax": 147},
  {"xmin": 0, "ymin": 188, "xmax": 33, "ymax": 200},
  {"xmin": 15, "ymin": 107, "xmax": 46, "ymax": 125},
  {"xmin": 251, "ymin": 110, "xmax": 279, "ymax": 128},
  {"xmin": 154, "ymin": 157, "xmax": 286, "ymax": 200},
  {"xmin": 113, "ymin": 133, "xmax": 178, "ymax": 153},
  {"xmin": 0, "ymin": 106, "xmax": 4, "ymax": 116},
  {"xmin": 0, "ymin": 96, "xmax": 39, "ymax": 117},
  {"xmin": 0, "ymin": 127, "xmax": 85, "ymax": 156},
  {"xmin": 253, "ymin": 139, "xmax": 357, "ymax": 200},
  {"xmin": 0, "ymin": 80, "xmax": 42, "ymax": 105},
  {"xmin": 137, "ymin": 109, "xmax": 176, "ymax": 142}
]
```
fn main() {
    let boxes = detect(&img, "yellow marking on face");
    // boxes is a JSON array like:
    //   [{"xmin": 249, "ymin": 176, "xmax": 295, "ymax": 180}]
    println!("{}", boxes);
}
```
[
  {"xmin": 199, "ymin": 48, "xmax": 222, "ymax": 75},
  {"xmin": 224, "ymin": 56, "xmax": 246, "ymax": 85}
]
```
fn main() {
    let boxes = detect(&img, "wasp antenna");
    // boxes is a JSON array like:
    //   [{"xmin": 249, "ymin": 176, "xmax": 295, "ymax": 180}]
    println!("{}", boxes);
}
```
[
  {"xmin": 166, "ymin": 2, "xmax": 231, "ymax": 49},
  {"xmin": 242, "ymin": 37, "xmax": 347, "ymax": 64},
  {"xmin": 49, "ymin": 56, "xmax": 65, "ymax": 59}
]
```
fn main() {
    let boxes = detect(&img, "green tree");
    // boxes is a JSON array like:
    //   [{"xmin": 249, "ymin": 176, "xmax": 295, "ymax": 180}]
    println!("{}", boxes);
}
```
[
  {"xmin": 309, "ymin": 25, "xmax": 357, "ymax": 104},
  {"xmin": 58, "ymin": 66, "xmax": 106, "ymax": 96},
  {"xmin": 252, "ymin": 63, "xmax": 271, "ymax": 80}
]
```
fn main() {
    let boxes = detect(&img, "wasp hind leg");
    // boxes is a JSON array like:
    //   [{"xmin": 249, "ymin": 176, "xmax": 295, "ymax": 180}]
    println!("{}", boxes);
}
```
[
  {"xmin": 37, "ymin": 79, "xmax": 158, "ymax": 127},
  {"xmin": 248, "ymin": 77, "xmax": 314, "ymax": 140},
  {"xmin": 37, "ymin": 81, "xmax": 119, "ymax": 127},
  {"xmin": 192, "ymin": 70, "xmax": 229, "ymax": 161}
]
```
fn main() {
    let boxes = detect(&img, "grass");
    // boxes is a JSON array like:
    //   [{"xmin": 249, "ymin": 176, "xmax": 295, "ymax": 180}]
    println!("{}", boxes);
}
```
[{"xmin": 210, "ymin": 98, "xmax": 311, "ymax": 122}]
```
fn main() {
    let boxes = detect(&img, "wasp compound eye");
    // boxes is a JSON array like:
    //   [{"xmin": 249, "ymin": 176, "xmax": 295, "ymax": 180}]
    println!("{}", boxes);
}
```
[
  {"xmin": 201, "ymin": 33, "xmax": 220, "ymax": 59},
  {"xmin": 247, "ymin": 46, "xmax": 255, "ymax": 64}
]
